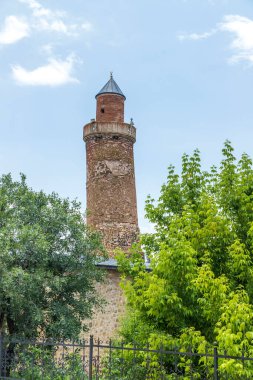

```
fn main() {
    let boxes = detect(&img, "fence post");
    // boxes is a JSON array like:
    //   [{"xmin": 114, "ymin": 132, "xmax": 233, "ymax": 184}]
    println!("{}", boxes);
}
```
[
  {"xmin": 0, "ymin": 333, "xmax": 2, "ymax": 376},
  {"xmin": 213, "ymin": 342, "xmax": 219, "ymax": 380},
  {"xmin": 0, "ymin": 332, "xmax": 4, "ymax": 377},
  {"xmin": 89, "ymin": 335, "xmax": 94, "ymax": 380}
]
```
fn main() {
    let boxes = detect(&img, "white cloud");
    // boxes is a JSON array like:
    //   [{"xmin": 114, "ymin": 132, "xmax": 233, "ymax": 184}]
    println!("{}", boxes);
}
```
[
  {"xmin": 178, "ymin": 29, "xmax": 217, "ymax": 41},
  {"xmin": 179, "ymin": 14, "xmax": 253, "ymax": 65},
  {"xmin": 229, "ymin": 52, "xmax": 253, "ymax": 64},
  {"xmin": 0, "ymin": 15, "xmax": 29, "ymax": 44},
  {"xmin": 18, "ymin": 0, "xmax": 92, "ymax": 36},
  {"xmin": 19, "ymin": 0, "xmax": 57, "ymax": 17},
  {"xmin": 81, "ymin": 22, "xmax": 93, "ymax": 32},
  {"xmin": 40, "ymin": 43, "xmax": 54, "ymax": 55},
  {"xmin": 220, "ymin": 15, "xmax": 253, "ymax": 63},
  {"xmin": 0, "ymin": 0, "xmax": 92, "ymax": 50},
  {"xmin": 11, "ymin": 55, "xmax": 79, "ymax": 86}
]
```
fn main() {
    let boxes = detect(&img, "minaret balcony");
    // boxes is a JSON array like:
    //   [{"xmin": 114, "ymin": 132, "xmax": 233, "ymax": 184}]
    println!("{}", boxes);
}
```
[{"xmin": 83, "ymin": 121, "xmax": 136, "ymax": 142}]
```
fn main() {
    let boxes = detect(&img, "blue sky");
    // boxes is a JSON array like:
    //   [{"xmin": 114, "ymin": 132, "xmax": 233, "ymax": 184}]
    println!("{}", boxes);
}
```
[{"xmin": 1, "ymin": 0, "xmax": 253, "ymax": 232}]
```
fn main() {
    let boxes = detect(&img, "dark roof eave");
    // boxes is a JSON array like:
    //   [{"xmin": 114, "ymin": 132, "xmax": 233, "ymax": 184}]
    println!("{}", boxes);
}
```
[
  {"xmin": 95, "ymin": 260, "xmax": 151, "ymax": 272},
  {"xmin": 95, "ymin": 91, "xmax": 126, "ymax": 100},
  {"xmin": 96, "ymin": 263, "xmax": 118, "ymax": 270}
]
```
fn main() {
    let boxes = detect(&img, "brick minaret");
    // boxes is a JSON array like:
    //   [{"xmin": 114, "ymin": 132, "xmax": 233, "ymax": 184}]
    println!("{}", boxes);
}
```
[{"xmin": 83, "ymin": 74, "xmax": 139, "ymax": 253}]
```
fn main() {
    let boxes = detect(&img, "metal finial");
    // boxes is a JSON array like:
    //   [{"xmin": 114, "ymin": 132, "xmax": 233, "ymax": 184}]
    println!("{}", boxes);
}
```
[
  {"xmin": 130, "ymin": 118, "xmax": 134, "ymax": 126},
  {"xmin": 110, "ymin": 72, "xmax": 113, "ymax": 79}
]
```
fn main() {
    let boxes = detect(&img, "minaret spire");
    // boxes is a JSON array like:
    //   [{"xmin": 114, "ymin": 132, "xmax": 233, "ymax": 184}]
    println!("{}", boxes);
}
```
[
  {"xmin": 95, "ymin": 74, "xmax": 126, "ymax": 100},
  {"xmin": 95, "ymin": 75, "xmax": 126, "ymax": 123},
  {"xmin": 83, "ymin": 75, "xmax": 139, "ymax": 254}
]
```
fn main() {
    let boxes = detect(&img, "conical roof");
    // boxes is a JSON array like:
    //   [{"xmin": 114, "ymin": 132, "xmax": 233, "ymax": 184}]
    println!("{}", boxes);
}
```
[{"xmin": 95, "ymin": 73, "xmax": 126, "ymax": 99}]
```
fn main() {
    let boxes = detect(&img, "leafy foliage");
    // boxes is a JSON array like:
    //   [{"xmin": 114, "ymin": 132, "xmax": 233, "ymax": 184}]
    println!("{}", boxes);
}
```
[
  {"xmin": 0, "ymin": 174, "xmax": 105, "ymax": 340},
  {"xmin": 117, "ymin": 141, "xmax": 253, "ymax": 378},
  {"xmin": 11, "ymin": 346, "xmax": 87, "ymax": 380}
]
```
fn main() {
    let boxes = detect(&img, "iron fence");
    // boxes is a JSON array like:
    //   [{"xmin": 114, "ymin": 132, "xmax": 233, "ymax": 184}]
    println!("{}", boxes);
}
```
[{"xmin": 0, "ymin": 334, "xmax": 253, "ymax": 379}]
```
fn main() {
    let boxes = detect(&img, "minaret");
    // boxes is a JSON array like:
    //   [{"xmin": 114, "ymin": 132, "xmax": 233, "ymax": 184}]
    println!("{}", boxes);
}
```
[{"xmin": 83, "ymin": 74, "xmax": 139, "ymax": 254}]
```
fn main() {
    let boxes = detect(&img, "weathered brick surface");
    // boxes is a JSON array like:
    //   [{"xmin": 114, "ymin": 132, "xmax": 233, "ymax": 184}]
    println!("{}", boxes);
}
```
[
  {"xmin": 82, "ymin": 88, "xmax": 138, "ymax": 341},
  {"xmin": 96, "ymin": 94, "xmax": 124, "ymax": 123},
  {"xmin": 84, "ymin": 119, "xmax": 139, "ymax": 253}
]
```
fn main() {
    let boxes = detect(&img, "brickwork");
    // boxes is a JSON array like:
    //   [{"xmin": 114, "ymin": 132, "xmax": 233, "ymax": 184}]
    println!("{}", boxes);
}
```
[
  {"xmin": 83, "ymin": 78, "xmax": 138, "ymax": 340},
  {"xmin": 96, "ymin": 94, "xmax": 124, "ymax": 123},
  {"xmin": 84, "ymin": 113, "xmax": 139, "ymax": 253}
]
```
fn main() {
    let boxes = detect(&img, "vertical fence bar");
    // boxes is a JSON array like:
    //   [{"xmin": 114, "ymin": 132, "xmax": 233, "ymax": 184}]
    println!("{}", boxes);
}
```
[
  {"xmin": 224, "ymin": 350, "xmax": 228, "ymax": 380},
  {"xmin": 146, "ymin": 341, "xmax": 150, "ymax": 377},
  {"xmin": 173, "ymin": 345, "xmax": 178, "ymax": 376},
  {"xmin": 0, "ymin": 333, "xmax": 2, "ymax": 377},
  {"xmin": 213, "ymin": 342, "xmax": 219, "ymax": 380},
  {"xmin": 82, "ymin": 339, "xmax": 85, "ymax": 380},
  {"xmin": 89, "ymin": 335, "xmax": 94, "ymax": 380},
  {"xmin": 187, "ymin": 345, "xmax": 193, "ymax": 380},
  {"xmin": 96, "ymin": 338, "xmax": 100, "ymax": 380},
  {"xmin": 242, "ymin": 346, "xmax": 245, "ymax": 372},
  {"xmin": 205, "ymin": 344, "xmax": 209, "ymax": 378},
  {"xmin": 120, "ymin": 341, "xmax": 124, "ymax": 378},
  {"xmin": 109, "ymin": 339, "xmax": 112, "ymax": 379},
  {"xmin": 159, "ymin": 341, "xmax": 164, "ymax": 379}
]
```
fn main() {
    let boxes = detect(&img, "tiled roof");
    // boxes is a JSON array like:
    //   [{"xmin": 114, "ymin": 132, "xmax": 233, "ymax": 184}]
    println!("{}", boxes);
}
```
[{"xmin": 95, "ymin": 73, "xmax": 126, "ymax": 99}]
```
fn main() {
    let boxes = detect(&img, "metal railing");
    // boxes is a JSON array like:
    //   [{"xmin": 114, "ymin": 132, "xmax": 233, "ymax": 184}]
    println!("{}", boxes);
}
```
[{"xmin": 0, "ymin": 334, "xmax": 253, "ymax": 379}]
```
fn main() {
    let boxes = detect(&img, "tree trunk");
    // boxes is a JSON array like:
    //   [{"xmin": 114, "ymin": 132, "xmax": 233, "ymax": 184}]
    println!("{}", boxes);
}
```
[
  {"xmin": 0, "ymin": 313, "xmax": 4, "ymax": 377},
  {"xmin": 3, "ymin": 316, "xmax": 17, "ymax": 377},
  {"xmin": 0, "ymin": 313, "xmax": 4, "ymax": 331}
]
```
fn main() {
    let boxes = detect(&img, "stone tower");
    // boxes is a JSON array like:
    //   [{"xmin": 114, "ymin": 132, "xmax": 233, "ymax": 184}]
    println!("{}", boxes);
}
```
[{"xmin": 83, "ymin": 74, "xmax": 139, "ymax": 254}]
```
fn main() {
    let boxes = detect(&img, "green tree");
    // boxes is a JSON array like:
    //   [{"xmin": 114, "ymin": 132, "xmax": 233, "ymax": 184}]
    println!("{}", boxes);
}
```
[
  {"xmin": 117, "ymin": 141, "xmax": 253, "ymax": 378},
  {"xmin": 0, "ymin": 173, "xmax": 105, "ymax": 339}
]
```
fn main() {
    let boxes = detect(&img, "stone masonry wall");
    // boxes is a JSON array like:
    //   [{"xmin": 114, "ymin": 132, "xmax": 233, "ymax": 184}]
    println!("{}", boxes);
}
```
[{"xmin": 82, "ymin": 269, "xmax": 125, "ymax": 342}]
